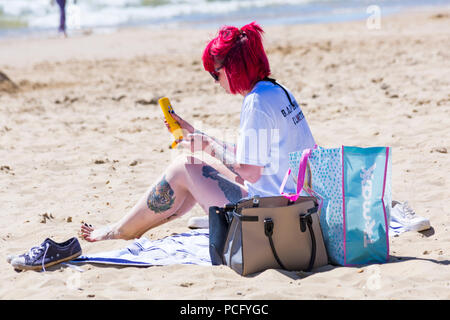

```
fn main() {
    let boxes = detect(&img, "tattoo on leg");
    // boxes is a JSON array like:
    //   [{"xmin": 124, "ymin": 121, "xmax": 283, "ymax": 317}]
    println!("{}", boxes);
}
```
[
  {"xmin": 147, "ymin": 175, "xmax": 176, "ymax": 213},
  {"xmin": 202, "ymin": 166, "xmax": 243, "ymax": 203}
]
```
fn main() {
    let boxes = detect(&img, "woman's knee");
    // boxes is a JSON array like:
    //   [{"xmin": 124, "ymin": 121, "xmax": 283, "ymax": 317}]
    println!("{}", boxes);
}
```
[{"xmin": 164, "ymin": 155, "xmax": 202, "ymax": 185}]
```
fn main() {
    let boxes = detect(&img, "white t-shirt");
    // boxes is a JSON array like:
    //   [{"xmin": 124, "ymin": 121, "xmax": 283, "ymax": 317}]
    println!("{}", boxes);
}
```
[{"xmin": 236, "ymin": 80, "xmax": 316, "ymax": 197}]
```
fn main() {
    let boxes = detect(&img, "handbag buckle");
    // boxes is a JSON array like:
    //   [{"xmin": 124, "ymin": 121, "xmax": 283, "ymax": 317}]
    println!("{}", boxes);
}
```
[
  {"xmin": 264, "ymin": 218, "xmax": 274, "ymax": 236},
  {"xmin": 299, "ymin": 203, "xmax": 318, "ymax": 232},
  {"xmin": 299, "ymin": 212, "xmax": 313, "ymax": 233}
]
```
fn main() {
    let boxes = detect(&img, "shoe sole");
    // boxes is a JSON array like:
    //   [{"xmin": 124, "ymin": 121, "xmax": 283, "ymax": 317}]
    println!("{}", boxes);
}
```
[
  {"xmin": 188, "ymin": 225, "xmax": 209, "ymax": 229},
  {"xmin": 12, "ymin": 251, "xmax": 82, "ymax": 271},
  {"xmin": 187, "ymin": 217, "xmax": 209, "ymax": 229},
  {"xmin": 410, "ymin": 223, "xmax": 431, "ymax": 232}
]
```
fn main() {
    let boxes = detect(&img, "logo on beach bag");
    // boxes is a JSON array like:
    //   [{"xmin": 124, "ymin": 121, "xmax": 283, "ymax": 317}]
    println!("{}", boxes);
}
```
[{"xmin": 361, "ymin": 163, "xmax": 377, "ymax": 247}]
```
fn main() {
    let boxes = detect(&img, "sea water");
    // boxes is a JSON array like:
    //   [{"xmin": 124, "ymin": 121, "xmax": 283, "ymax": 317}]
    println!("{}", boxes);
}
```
[{"xmin": 0, "ymin": 0, "xmax": 448, "ymax": 38}]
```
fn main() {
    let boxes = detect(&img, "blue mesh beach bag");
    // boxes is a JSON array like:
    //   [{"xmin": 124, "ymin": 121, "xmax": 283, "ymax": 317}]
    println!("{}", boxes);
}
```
[{"xmin": 286, "ymin": 146, "xmax": 392, "ymax": 266}]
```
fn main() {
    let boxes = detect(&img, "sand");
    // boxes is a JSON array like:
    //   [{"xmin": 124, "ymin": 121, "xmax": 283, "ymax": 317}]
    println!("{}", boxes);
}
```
[{"xmin": 0, "ymin": 7, "xmax": 449, "ymax": 300}]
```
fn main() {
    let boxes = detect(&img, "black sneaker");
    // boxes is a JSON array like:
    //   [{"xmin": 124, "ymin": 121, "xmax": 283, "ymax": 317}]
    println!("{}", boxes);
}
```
[{"xmin": 10, "ymin": 237, "xmax": 82, "ymax": 271}]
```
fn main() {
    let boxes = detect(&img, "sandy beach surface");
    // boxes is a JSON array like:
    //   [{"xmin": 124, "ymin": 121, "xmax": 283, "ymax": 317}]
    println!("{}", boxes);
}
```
[{"xmin": 0, "ymin": 7, "xmax": 449, "ymax": 300}]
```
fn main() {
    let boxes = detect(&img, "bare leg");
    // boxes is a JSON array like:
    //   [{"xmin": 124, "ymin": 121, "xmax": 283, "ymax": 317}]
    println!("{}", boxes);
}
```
[
  {"xmin": 143, "ymin": 192, "xmax": 197, "ymax": 232},
  {"xmin": 80, "ymin": 155, "xmax": 247, "ymax": 241}
]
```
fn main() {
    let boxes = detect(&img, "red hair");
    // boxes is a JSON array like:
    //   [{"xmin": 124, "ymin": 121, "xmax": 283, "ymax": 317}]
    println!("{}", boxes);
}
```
[{"xmin": 202, "ymin": 22, "xmax": 271, "ymax": 95}]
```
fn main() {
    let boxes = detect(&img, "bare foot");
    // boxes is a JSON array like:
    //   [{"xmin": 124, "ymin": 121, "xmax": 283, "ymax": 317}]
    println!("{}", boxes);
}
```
[{"xmin": 80, "ymin": 223, "xmax": 117, "ymax": 242}]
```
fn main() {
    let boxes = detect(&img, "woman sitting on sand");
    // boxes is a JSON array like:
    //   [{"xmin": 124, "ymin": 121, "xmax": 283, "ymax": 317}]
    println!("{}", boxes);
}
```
[{"xmin": 80, "ymin": 22, "xmax": 316, "ymax": 242}]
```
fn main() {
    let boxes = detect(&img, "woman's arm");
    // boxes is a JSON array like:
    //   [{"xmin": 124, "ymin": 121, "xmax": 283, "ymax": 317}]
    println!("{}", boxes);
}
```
[
  {"xmin": 187, "ymin": 132, "xmax": 264, "ymax": 184},
  {"xmin": 167, "ymin": 113, "xmax": 264, "ymax": 184}
]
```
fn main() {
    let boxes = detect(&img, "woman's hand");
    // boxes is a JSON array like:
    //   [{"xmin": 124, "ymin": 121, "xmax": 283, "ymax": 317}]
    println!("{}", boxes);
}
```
[
  {"xmin": 162, "ymin": 112, "xmax": 211, "ymax": 151},
  {"xmin": 170, "ymin": 113, "xmax": 195, "ymax": 135}
]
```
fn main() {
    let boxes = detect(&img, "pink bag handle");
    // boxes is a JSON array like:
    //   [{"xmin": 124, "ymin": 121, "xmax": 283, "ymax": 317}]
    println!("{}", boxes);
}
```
[{"xmin": 280, "ymin": 148, "xmax": 312, "ymax": 201}]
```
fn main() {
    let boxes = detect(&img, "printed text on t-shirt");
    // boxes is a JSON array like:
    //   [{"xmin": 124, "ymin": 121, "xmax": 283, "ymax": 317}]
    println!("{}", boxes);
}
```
[
  {"xmin": 280, "ymin": 103, "xmax": 297, "ymax": 117},
  {"xmin": 280, "ymin": 102, "xmax": 304, "ymax": 125}
]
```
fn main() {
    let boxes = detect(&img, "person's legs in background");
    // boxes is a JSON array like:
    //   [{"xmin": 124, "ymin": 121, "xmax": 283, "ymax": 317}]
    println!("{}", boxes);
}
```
[{"xmin": 56, "ymin": 0, "xmax": 67, "ymax": 36}]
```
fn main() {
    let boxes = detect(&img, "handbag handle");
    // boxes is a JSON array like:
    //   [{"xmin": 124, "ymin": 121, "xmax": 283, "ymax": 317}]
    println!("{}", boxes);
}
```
[
  {"xmin": 280, "ymin": 148, "xmax": 313, "ymax": 202},
  {"xmin": 263, "ymin": 206, "xmax": 318, "ymax": 272},
  {"xmin": 264, "ymin": 218, "xmax": 287, "ymax": 270},
  {"xmin": 299, "ymin": 209, "xmax": 317, "ymax": 272}
]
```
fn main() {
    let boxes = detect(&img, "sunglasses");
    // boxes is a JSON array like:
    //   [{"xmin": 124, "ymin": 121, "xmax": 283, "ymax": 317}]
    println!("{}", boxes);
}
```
[{"xmin": 209, "ymin": 65, "xmax": 223, "ymax": 81}]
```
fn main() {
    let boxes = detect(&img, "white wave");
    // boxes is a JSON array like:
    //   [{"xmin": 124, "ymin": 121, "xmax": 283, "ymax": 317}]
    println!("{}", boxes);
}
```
[
  {"xmin": 0, "ymin": 0, "xmax": 434, "ymax": 31},
  {"xmin": 0, "ymin": 0, "xmax": 318, "ymax": 22}
]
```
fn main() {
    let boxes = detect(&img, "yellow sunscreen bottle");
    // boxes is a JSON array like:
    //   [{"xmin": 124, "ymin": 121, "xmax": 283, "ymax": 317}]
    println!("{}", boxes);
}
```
[{"xmin": 158, "ymin": 97, "xmax": 183, "ymax": 149}]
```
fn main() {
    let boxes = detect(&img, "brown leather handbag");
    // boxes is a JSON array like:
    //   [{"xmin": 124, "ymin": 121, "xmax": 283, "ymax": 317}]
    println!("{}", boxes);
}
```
[{"xmin": 209, "ymin": 195, "xmax": 328, "ymax": 276}]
